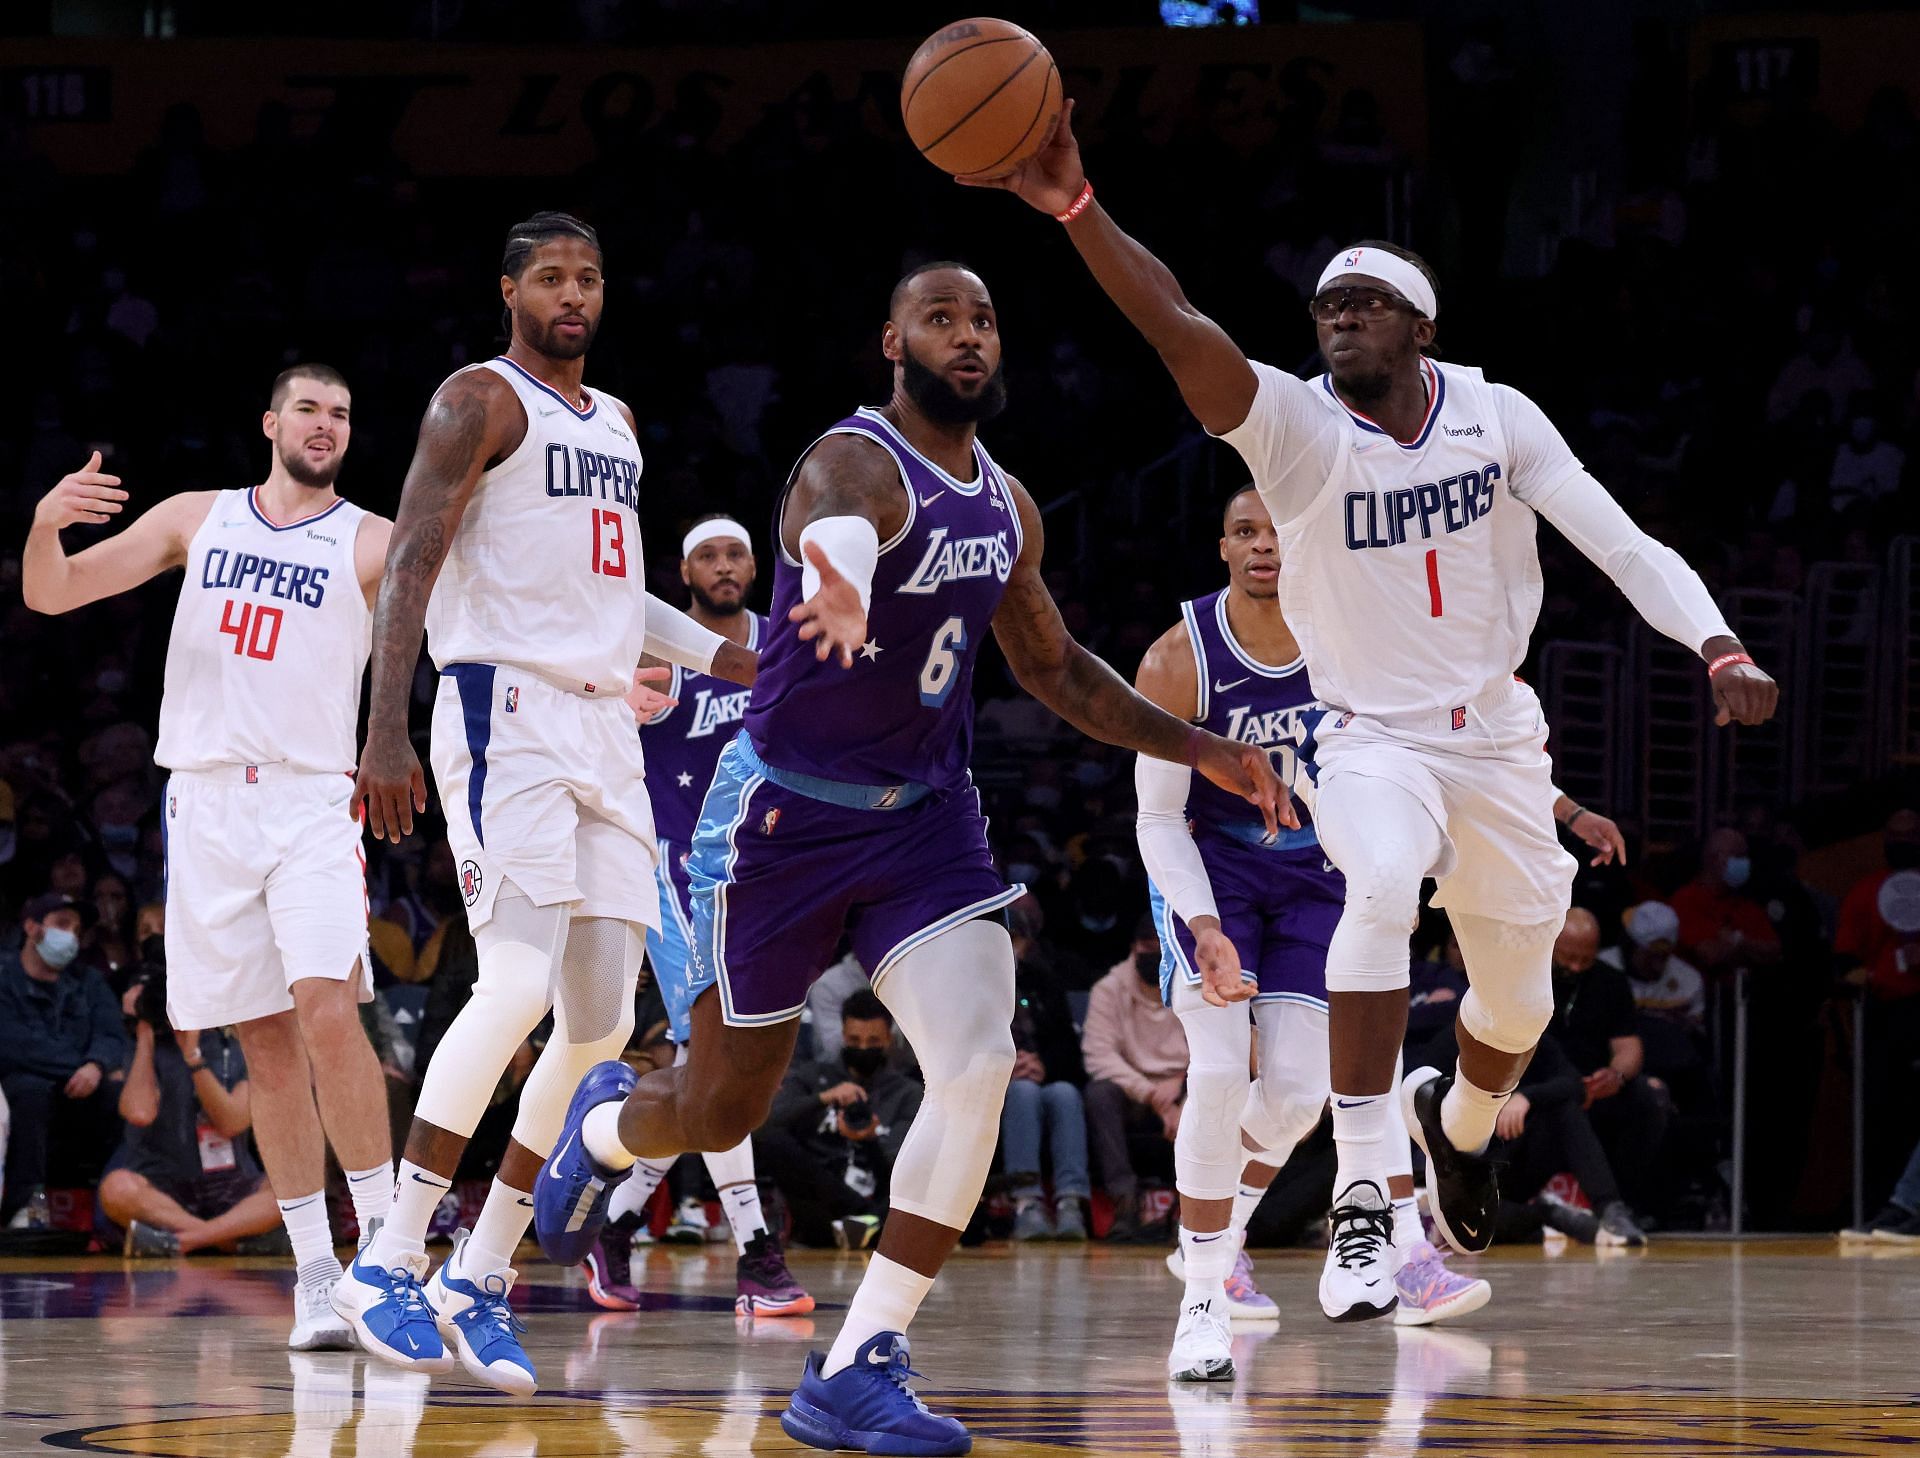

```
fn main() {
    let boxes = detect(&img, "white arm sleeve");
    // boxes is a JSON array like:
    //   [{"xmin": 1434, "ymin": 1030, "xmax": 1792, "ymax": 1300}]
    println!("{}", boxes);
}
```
[
  {"xmin": 798, "ymin": 515, "xmax": 879, "ymax": 611},
  {"xmin": 641, "ymin": 594, "xmax": 726, "ymax": 674},
  {"xmin": 1134, "ymin": 753, "xmax": 1219, "ymax": 926},
  {"xmin": 1212, "ymin": 360, "xmax": 1346, "ymax": 527},
  {"xmin": 1496, "ymin": 384, "xmax": 1731, "ymax": 655}
]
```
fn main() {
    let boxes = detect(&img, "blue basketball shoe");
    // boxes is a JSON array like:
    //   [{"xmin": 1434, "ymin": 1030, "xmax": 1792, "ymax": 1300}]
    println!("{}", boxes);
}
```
[
  {"xmin": 424, "ymin": 1229, "xmax": 537, "ymax": 1396},
  {"xmin": 534, "ymin": 1059, "xmax": 639, "ymax": 1266},
  {"xmin": 780, "ymin": 1332, "xmax": 970, "ymax": 1456},
  {"xmin": 330, "ymin": 1239, "xmax": 455, "ymax": 1375}
]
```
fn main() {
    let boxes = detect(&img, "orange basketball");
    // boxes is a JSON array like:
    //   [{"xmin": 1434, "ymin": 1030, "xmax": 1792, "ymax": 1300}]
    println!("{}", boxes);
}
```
[{"xmin": 902, "ymin": 18, "xmax": 1061, "ymax": 179}]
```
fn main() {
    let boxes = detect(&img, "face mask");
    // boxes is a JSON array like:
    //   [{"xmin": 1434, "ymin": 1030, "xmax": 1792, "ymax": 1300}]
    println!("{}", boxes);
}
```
[
  {"xmin": 36, "ymin": 926, "xmax": 81, "ymax": 969},
  {"xmin": 1722, "ymin": 856, "xmax": 1751, "ymax": 889},
  {"xmin": 1887, "ymin": 842, "xmax": 1920, "ymax": 871},
  {"xmin": 841, "ymin": 1045, "xmax": 886, "ymax": 1078},
  {"xmin": 1134, "ymin": 950, "xmax": 1160, "ymax": 982},
  {"xmin": 1006, "ymin": 861, "xmax": 1041, "ymax": 887}
]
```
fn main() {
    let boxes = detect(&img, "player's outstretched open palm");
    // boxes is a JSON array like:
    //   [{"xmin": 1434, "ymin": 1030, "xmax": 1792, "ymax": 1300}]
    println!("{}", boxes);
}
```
[
  {"xmin": 1193, "ymin": 923, "xmax": 1253, "ymax": 1008},
  {"xmin": 36, "ymin": 451, "xmax": 128, "ymax": 528},
  {"xmin": 792, "ymin": 541, "xmax": 868, "ymax": 668},
  {"xmin": 956, "ymin": 99, "xmax": 1085, "ymax": 215},
  {"xmin": 624, "ymin": 666, "xmax": 679, "ymax": 723},
  {"xmin": 1191, "ymin": 735, "xmax": 1294, "ymax": 843}
]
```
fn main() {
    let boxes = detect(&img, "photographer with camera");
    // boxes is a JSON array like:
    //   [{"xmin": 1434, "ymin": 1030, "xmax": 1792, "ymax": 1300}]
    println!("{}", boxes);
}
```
[
  {"xmin": 97, "ymin": 940, "xmax": 282, "ymax": 1257},
  {"xmin": 753, "ymin": 991, "xmax": 923, "ymax": 1249}
]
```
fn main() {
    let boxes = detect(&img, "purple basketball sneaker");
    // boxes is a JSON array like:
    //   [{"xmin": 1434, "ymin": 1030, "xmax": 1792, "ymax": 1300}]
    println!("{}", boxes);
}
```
[{"xmin": 736, "ymin": 1229, "xmax": 813, "ymax": 1318}]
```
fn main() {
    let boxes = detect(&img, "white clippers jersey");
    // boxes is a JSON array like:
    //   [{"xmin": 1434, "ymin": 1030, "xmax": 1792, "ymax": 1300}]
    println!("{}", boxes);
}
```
[
  {"xmin": 1221, "ymin": 357, "xmax": 1586, "ymax": 719},
  {"xmin": 157, "ymin": 488, "xmax": 371, "ymax": 774},
  {"xmin": 423, "ymin": 357, "xmax": 646, "ymax": 697}
]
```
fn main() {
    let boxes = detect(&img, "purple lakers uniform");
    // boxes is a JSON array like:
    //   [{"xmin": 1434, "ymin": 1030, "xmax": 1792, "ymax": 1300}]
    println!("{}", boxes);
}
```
[
  {"xmin": 639, "ymin": 611, "xmax": 765, "ymax": 1042},
  {"xmin": 1150, "ymin": 589, "xmax": 1340, "ymax": 1009},
  {"xmin": 684, "ymin": 408, "xmax": 1024, "ymax": 1025}
]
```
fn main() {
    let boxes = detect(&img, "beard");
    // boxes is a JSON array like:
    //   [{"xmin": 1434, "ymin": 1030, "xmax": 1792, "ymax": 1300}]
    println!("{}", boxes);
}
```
[
  {"xmin": 1330, "ymin": 359, "xmax": 1394, "ymax": 405},
  {"xmin": 901, "ymin": 348, "xmax": 1008, "ymax": 425},
  {"xmin": 518, "ymin": 308, "xmax": 599, "ymax": 360},
  {"xmin": 689, "ymin": 580, "xmax": 747, "ymax": 617},
  {"xmin": 277, "ymin": 438, "xmax": 343, "ymax": 489}
]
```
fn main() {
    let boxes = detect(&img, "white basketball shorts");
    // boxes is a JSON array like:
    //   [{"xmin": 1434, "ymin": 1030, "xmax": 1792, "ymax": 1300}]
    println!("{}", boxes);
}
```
[
  {"xmin": 161, "ymin": 766, "xmax": 372, "ymax": 1030},
  {"xmin": 432, "ymin": 665, "xmax": 659, "ymax": 932},
  {"xmin": 1301, "ymin": 677, "xmax": 1577, "ymax": 925}
]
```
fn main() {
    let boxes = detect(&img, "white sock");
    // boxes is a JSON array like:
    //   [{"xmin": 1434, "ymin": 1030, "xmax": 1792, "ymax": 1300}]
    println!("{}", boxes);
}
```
[
  {"xmin": 463, "ymin": 1178, "xmax": 535, "ymax": 1275},
  {"xmin": 609, "ymin": 1156, "xmax": 673, "ymax": 1225},
  {"xmin": 1439, "ymin": 1073, "xmax": 1509, "ymax": 1157},
  {"xmin": 345, "ymin": 1163, "xmax": 393, "ymax": 1232},
  {"xmin": 822, "ymin": 1254, "xmax": 935, "ymax": 1377},
  {"xmin": 1330, "ymin": 1091, "xmax": 1391, "ymax": 1197},
  {"xmin": 278, "ymin": 1191, "xmax": 337, "ymax": 1286},
  {"xmin": 582, "ymin": 1102, "xmax": 637, "ymax": 1171},
  {"xmin": 1230, "ymin": 1178, "xmax": 1267, "ymax": 1238},
  {"xmin": 1178, "ymin": 1224, "xmax": 1235, "ymax": 1310},
  {"xmin": 368, "ymin": 1159, "xmax": 446, "ymax": 1266},
  {"xmin": 1390, "ymin": 1196, "xmax": 1421, "ymax": 1253},
  {"xmin": 718, "ymin": 1182, "xmax": 767, "ymax": 1254}
]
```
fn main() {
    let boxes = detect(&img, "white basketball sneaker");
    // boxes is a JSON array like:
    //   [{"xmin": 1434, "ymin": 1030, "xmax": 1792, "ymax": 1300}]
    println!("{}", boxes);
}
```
[
  {"xmin": 1167, "ymin": 1293, "xmax": 1236, "ymax": 1382},
  {"xmin": 1318, "ymin": 1179, "xmax": 1398, "ymax": 1322},
  {"xmin": 288, "ymin": 1262, "xmax": 354, "ymax": 1351}
]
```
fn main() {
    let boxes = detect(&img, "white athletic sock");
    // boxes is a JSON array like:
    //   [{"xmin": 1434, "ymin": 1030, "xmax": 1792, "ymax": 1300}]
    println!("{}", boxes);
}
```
[
  {"xmin": 1390, "ymin": 1197, "xmax": 1420, "ymax": 1253},
  {"xmin": 582, "ymin": 1102, "xmax": 637, "ymax": 1171},
  {"xmin": 717, "ymin": 1182, "xmax": 767, "ymax": 1254},
  {"xmin": 822, "ymin": 1254, "xmax": 935, "ymax": 1377},
  {"xmin": 345, "ymin": 1163, "xmax": 393, "ymax": 1233},
  {"xmin": 1178, "ymin": 1224, "xmax": 1235, "ymax": 1310},
  {"xmin": 1330, "ymin": 1091, "xmax": 1391, "ymax": 1197},
  {"xmin": 1439, "ymin": 1073, "xmax": 1509, "ymax": 1158},
  {"xmin": 368, "ymin": 1160, "xmax": 446, "ymax": 1267},
  {"xmin": 464, "ymin": 1178, "xmax": 535, "ymax": 1276},
  {"xmin": 1230, "ymin": 1178, "xmax": 1267, "ymax": 1238},
  {"xmin": 608, "ymin": 1156, "xmax": 673, "ymax": 1225},
  {"xmin": 278, "ymin": 1191, "xmax": 337, "ymax": 1286}
]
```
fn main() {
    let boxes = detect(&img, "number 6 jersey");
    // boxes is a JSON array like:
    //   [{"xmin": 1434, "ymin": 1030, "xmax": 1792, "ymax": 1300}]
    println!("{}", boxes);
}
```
[
  {"xmin": 423, "ymin": 357, "xmax": 645, "ymax": 698},
  {"xmin": 156, "ymin": 487, "xmax": 371, "ymax": 774}
]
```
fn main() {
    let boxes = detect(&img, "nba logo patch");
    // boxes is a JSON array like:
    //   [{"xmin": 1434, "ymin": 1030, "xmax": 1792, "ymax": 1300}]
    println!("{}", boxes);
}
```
[
  {"xmin": 1344, "ymin": 247, "xmax": 1365, "ymax": 266},
  {"xmin": 1336, "ymin": 711, "xmax": 1355, "ymax": 729},
  {"xmin": 1451, "ymin": 706, "xmax": 1468, "ymax": 732},
  {"xmin": 505, "ymin": 686, "xmax": 519, "ymax": 714},
  {"xmin": 168, "ymin": 796, "xmax": 177, "ymax": 819},
  {"xmin": 460, "ymin": 859, "xmax": 483, "ymax": 906},
  {"xmin": 245, "ymin": 765, "xmax": 258, "ymax": 784},
  {"xmin": 760, "ymin": 808, "xmax": 782, "ymax": 836}
]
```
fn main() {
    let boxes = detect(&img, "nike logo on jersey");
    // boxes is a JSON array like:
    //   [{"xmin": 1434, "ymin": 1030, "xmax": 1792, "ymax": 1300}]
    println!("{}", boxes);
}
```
[
  {"xmin": 1344, "ymin": 462, "xmax": 1502, "ymax": 550},
  {"xmin": 537, "ymin": 407, "xmax": 563, "ymax": 418},
  {"xmin": 1213, "ymin": 676, "xmax": 1250, "ymax": 693},
  {"xmin": 919, "ymin": 490, "xmax": 946, "ymax": 509}
]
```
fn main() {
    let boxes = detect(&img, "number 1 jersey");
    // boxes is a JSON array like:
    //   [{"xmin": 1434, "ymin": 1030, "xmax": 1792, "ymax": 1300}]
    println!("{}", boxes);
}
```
[{"xmin": 157, "ymin": 487, "xmax": 371, "ymax": 774}]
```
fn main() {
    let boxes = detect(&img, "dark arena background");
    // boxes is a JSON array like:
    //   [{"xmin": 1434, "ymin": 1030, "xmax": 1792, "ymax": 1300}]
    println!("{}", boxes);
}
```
[{"xmin": 3, "ymin": 3, "xmax": 1920, "ymax": 1456}]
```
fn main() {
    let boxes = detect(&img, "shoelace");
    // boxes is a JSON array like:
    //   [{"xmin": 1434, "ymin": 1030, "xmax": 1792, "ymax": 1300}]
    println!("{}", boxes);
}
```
[
  {"xmin": 1330, "ymin": 1201, "xmax": 1394, "ymax": 1271},
  {"xmin": 386, "ymin": 1268, "xmax": 438, "ymax": 1323},
  {"xmin": 465, "ymin": 1289, "xmax": 528, "ymax": 1343},
  {"xmin": 873, "ymin": 1353, "xmax": 933, "ymax": 1413}
]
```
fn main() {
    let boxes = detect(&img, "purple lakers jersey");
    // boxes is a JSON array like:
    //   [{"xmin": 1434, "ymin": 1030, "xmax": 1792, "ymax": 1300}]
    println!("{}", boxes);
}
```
[
  {"xmin": 1182, "ymin": 589, "xmax": 1320, "ymax": 848},
  {"xmin": 744, "ymin": 408, "xmax": 1022, "ymax": 794},
  {"xmin": 641, "ymin": 611, "xmax": 766, "ymax": 844}
]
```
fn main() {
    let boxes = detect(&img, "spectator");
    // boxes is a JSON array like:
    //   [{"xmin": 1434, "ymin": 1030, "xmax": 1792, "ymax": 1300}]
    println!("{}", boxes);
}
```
[
  {"xmin": 1001, "ymin": 907, "xmax": 1090, "ymax": 1241},
  {"xmin": 97, "ymin": 969, "xmax": 281, "ymax": 1257},
  {"xmin": 1609, "ymin": 901, "xmax": 1706, "ymax": 1027},
  {"xmin": 754, "ymin": 990, "xmax": 922, "ymax": 1249},
  {"xmin": 1834, "ymin": 808, "xmax": 1920, "ymax": 1003},
  {"xmin": 1829, "ymin": 411, "xmax": 1906, "ymax": 513},
  {"xmin": 0, "ymin": 893, "xmax": 127, "ymax": 1225},
  {"xmin": 85, "ymin": 872, "xmax": 139, "ymax": 991},
  {"xmin": 1549, "ymin": 908, "xmax": 1667, "ymax": 1222},
  {"xmin": 1670, "ymin": 828, "xmax": 1782, "ymax": 976},
  {"xmin": 1081, "ymin": 915, "xmax": 1187, "ymax": 1240}
]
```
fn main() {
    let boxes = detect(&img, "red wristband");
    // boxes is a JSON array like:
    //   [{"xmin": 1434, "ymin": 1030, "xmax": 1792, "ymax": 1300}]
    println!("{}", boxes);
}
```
[
  {"xmin": 1707, "ymin": 652, "xmax": 1754, "ymax": 678},
  {"xmin": 1181, "ymin": 725, "xmax": 1205, "ymax": 768},
  {"xmin": 1055, "ymin": 179, "xmax": 1095, "ymax": 223}
]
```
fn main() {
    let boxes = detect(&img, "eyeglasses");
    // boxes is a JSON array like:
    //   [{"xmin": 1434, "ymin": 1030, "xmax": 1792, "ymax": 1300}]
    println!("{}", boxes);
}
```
[{"xmin": 1307, "ymin": 287, "xmax": 1424, "ymax": 325}]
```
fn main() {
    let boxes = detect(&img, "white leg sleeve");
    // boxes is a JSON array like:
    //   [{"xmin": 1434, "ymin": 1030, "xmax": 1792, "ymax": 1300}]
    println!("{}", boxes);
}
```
[
  {"xmin": 1240, "ymin": 999, "xmax": 1330, "ymax": 1161},
  {"xmin": 509, "ymin": 915, "xmax": 642, "ymax": 1156},
  {"xmin": 1170, "ymin": 978, "xmax": 1252, "ymax": 1202},
  {"xmin": 1451, "ymin": 912, "xmax": 1559, "ymax": 1055},
  {"xmin": 872, "ymin": 917, "xmax": 1016, "ymax": 1231},
  {"xmin": 412, "ymin": 883, "xmax": 565, "ymax": 1138},
  {"xmin": 1314, "ymin": 775, "xmax": 1445, "ymax": 994}
]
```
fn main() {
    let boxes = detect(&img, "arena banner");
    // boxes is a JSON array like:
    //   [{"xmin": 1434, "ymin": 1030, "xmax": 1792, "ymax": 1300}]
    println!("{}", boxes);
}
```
[{"xmin": 1, "ymin": 24, "xmax": 1426, "ymax": 177}]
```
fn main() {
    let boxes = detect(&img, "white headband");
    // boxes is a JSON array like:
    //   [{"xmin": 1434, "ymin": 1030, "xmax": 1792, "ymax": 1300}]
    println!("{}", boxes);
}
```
[
  {"xmin": 682, "ymin": 518, "xmax": 752, "ymax": 559},
  {"xmin": 1316, "ymin": 245, "xmax": 1437, "ymax": 320}
]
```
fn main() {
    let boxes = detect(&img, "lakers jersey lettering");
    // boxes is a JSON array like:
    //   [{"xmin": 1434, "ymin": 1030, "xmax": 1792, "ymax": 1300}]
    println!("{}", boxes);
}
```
[
  {"xmin": 686, "ymin": 685, "xmax": 751, "ymax": 739},
  {"xmin": 1342, "ymin": 462, "xmax": 1502, "ymax": 549},
  {"xmin": 898, "ymin": 527, "xmax": 1015, "ymax": 594},
  {"xmin": 1222, "ymin": 703, "xmax": 1308, "ymax": 748}
]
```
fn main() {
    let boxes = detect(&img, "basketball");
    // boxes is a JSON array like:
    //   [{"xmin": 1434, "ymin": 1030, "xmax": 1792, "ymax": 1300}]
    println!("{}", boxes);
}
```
[{"xmin": 902, "ymin": 17, "xmax": 1061, "ymax": 178}]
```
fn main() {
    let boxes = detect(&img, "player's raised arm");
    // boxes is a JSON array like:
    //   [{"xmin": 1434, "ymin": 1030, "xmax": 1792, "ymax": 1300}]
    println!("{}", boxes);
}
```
[
  {"xmin": 22, "ymin": 454, "xmax": 213, "ymax": 615},
  {"xmin": 782, "ymin": 433, "xmax": 910, "ymax": 669},
  {"xmin": 357, "ymin": 369, "xmax": 522, "ymax": 840},
  {"xmin": 992, "ymin": 477, "xmax": 1291, "ymax": 839},
  {"xmin": 960, "ymin": 103, "xmax": 1255, "ymax": 436}
]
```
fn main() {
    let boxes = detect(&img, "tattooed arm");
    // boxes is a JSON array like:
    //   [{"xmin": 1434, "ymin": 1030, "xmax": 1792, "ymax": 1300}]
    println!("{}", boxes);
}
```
[
  {"xmin": 992, "ymin": 477, "xmax": 1291, "ymax": 837},
  {"xmin": 356, "ymin": 368, "xmax": 526, "ymax": 841}
]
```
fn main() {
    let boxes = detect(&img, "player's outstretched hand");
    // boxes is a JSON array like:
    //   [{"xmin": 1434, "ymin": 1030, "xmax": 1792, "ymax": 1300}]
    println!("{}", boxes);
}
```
[
  {"xmin": 36, "ymin": 451, "xmax": 127, "ymax": 529},
  {"xmin": 792, "ymin": 541, "xmax": 868, "ymax": 669},
  {"xmin": 1192, "ymin": 921, "xmax": 1253, "ymax": 1008},
  {"xmin": 1571, "ymin": 808, "xmax": 1628, "ymax": 867},
  {"xmin": 355, "ymin": 729, "xmax": 428, "ymax": 843},
  {"xmin": 624, "ymin": 666, "xmax": 679, "ymax": 723},
  {"xmin": 955, "ymin": 99, "xmax": 1085, "ymax": 215},
  {"xmin": 1192, "ymin": 733, "xmax": 1296, "ymax": 841},
  {"xmin": 1712, "ymin": 660, "xmax": 1779, "ymax": 728}
]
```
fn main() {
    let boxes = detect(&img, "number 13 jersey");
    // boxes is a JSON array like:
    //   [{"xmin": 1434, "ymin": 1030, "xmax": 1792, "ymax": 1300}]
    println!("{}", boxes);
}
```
[
  {"xmin": 424, "ymin": 357, "xmax": 645, "ymax": 698},
  {"xmin": 157, "ymin": 487, "xmax": 370, "ymax": 774}
]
